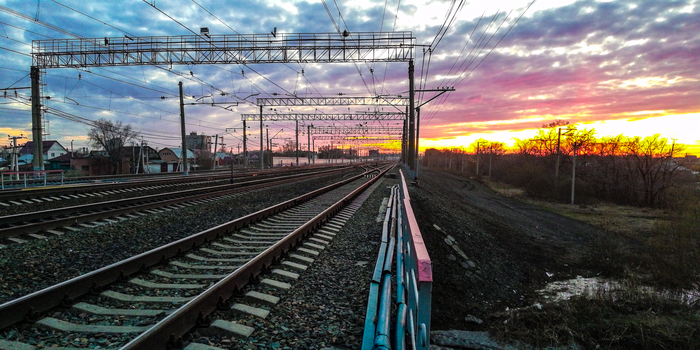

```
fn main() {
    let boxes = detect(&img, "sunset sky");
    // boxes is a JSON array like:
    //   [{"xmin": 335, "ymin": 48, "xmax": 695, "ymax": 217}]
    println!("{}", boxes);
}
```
[{"xmin": 1, "ymin": 0, "xmax": 698, "ymax": 156}]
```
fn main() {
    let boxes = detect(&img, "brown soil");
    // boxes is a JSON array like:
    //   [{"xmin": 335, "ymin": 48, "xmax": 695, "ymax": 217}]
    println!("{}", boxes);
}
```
[{"xmin": 407, "ymin": 168, "xmax": 606, "ymax": 330}]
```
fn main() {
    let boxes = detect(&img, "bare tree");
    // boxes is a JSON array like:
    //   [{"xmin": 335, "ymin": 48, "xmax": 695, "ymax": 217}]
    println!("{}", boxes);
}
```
[
  {"xmin": 281, "ymin": 140, "xmax": 296, "ymax": 157},
  {"xmin": 87, "ymin": 118, "xmax": 139, "ymax": 174},
  {"xmin": 513, "ymin": 138, "xmax": 538, "ymax": 155},
  {"xmin": 623, "ymin": 134, "xmax": 685, "ymax": 207}
]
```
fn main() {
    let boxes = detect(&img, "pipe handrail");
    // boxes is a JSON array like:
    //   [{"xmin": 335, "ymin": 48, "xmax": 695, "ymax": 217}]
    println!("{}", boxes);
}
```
[{"xmin": 362, "ymin": 169, "xmax": 432, "ymax": 350}]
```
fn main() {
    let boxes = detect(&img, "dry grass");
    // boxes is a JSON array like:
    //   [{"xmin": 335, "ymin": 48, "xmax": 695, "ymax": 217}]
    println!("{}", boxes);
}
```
[
  {"xmin": 493, "ymin": 288, "xmax": 700, "ymax": 350},
  {"xmin": 487, "ymin": 180, "xmax": 700, "ymax": 348}
]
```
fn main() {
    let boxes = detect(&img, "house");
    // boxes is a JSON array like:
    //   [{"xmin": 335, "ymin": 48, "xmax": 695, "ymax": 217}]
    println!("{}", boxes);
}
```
[
  {"xmin": 158, "ymin": 148, "xmax": 195, "ymax": 172},
  {"xmin": 215, "ymin": 152, "xmax": 231, "ymax": 166},
  {"xmin": 47, "ymin": 152, "xmax": 73, "ymax": 171},
  {"xmin": 121, "ymin": 145, "xmax": 161, "ymax": 173},
  {"xmin": 19, "ymin": 141, "xmax": 68, "ymax": 160}
]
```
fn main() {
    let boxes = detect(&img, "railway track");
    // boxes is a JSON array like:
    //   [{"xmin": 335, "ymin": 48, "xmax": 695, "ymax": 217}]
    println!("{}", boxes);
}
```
[
  {"xmin": 0, "ymin": 164, "xmax": 390, "ymax": 349},
  {"xmin": 0, "ymin": 167, "xmax": 356, "ymax": 243},
  {"xmin": 0, "ymin": 165, "xmax": 352, "ymax": 215}
]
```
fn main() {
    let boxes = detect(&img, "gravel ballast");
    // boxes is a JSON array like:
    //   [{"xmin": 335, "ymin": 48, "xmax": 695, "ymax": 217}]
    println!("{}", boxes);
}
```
[
  {"xmin": 0, "ymin": 170, "xmax": 362, "ymax": 304},
  {"xmin": 186, "ymin": 173, "xmax": 399, "ymax": 350}
]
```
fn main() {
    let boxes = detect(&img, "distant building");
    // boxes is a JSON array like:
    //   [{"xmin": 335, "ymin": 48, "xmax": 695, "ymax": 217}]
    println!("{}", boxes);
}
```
[
  {"xmin": 19, "ymin": 140, "xmax": 68, "ymax": 160},
  {"xmin": 185, "ymin": 132, "xmax": 212, "ymax": 152},
  {"xmin": 158, "ymin": 147, "xmax": 195, "ymax": 172}
]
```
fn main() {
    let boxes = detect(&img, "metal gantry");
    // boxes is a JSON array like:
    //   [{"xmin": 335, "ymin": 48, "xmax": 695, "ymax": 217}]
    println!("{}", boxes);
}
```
[
  {"xmin": 312, "ymin": 136, "xmax": 402, "ymax": 141},
  {"xmin": 256, "ymin": 96, "xmax": 409, "ymax": 106},
  {"xmin": 240, "ymin": 113, "xmax": 406, "ymax": 121},
  {"xmin": 29, "ymin": 31, "xmax": 417, "ymax": 175},
  {"xmin": 310, "ymin": 126, "xmax": 404, "ymax": 135},
  {"xmin": 32, "ymin": 32, "xmax": 415, "ymax": 68}
]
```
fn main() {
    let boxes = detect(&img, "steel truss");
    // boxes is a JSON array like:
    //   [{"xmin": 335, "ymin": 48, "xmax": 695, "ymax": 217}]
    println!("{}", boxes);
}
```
[
  {"xmin": 311, "ymin": 126, "xmax": 403, "ymax": 135},
  {"xmin": 256, "ymin": 96, "xmax": 408, "ymax": 106},
  {"xmin": 32, "ymin": 32, "xmax": 415, "ymax": 68},
  {"xmin": 241, "ymin": 113, "xmax": 405, "ymax": 121},
  {"xmin": 313, "ymin": 136, "xmax": 401, "ymax": 142}
]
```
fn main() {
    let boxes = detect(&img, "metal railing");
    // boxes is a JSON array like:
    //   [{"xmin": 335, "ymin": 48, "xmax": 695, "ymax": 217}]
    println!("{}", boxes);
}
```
[
  {"xmin": 362, "ymin": 169, "xmax": 432, "ymax": 350},
  {"xmin": 0, "ymin": 170, "xmax": 65, "ymax": 189}
]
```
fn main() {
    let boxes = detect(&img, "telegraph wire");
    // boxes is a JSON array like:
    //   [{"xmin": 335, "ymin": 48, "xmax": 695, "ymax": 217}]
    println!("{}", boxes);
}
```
[
  {"xmin": 0, "ymin": 5, "xmax": 81, "ymax": 38},
  {"xmin": 143, "ymin": 0, "xmax": 295, "ymax": 102},
  {"xmin": 455, "ymin": 1, "xmax": 535, "ymax": 87},
  {"xmin": 0, "ymin": 45, "xmax": 30, "ymax": 56},
  {"xmin": 49, "ymin": 0, "xmax": 138, "ymax": 37},
  {"xmin": 3, "ymin": 73, "xmax": 29, "ymax": 89},
  {"xmin": 0, "ymin": 20, "xmax": 54, "ymax": 39}
]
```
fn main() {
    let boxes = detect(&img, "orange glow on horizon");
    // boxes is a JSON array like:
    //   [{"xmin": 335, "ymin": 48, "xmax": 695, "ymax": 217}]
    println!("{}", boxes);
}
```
[{"xmin": 418, "ymin": 113, "xmax": 700, "ymax": 156}]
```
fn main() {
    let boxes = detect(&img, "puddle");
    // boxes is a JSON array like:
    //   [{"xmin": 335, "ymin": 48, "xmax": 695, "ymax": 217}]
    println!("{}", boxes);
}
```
[
  {"xmin": 538, "ymin": 275, "xmax": 700, "ymax": 305},
  {"xmin": 538, "ymin": 276, "xmax": 620, "ymax": 302}
]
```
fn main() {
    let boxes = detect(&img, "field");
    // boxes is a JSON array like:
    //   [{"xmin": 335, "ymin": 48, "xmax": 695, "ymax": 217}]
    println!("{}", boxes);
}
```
[{"xmin": 408, "ymin": 168, "xmax": 699, "ymax": 349}]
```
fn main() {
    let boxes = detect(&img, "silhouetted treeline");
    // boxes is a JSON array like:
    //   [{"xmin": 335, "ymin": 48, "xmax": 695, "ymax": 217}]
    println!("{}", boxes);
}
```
[{"xmin": 422, "ymin": 130, "xmax": 699, "ymax": 208}]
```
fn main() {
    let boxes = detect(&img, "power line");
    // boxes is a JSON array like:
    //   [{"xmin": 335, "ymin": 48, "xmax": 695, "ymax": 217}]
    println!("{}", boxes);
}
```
[
  {"xmin": 0, "ymin": 5, "xmax": 81, "ymax": 38},
  {"xmin": 49, "ymin": 0, "xmax": 138, "ymax": 37},
  {"xmin": 0, "ymin": 45, "xmax": 31, "ymax": 57}
]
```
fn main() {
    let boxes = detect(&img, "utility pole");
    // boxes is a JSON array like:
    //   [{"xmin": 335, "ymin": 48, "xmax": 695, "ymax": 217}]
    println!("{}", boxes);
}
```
[
  {"xmin": 401, "ymin": 113, "xmax": 407, "ymax": 164},
  {"xmin": 407, "ymin": 60, "xmax": 416, "ymax": 178},
  {"xmin": 476, "ymin": 142, "xmax": 481, "ymax": 176},
  {"xmin": 571, "ymin": 144, "xmax": 577, "ymax": 205},
  {"xmin": 265, "ymin": 126, "xmax": 269, "ymax": 168},
  {"xmin": 178, "ymin": 81, "xmax": 188, "ymax": 175},
  {"xmin": 415, "ymin": 106, "xmax": 421, "ymax": 181},
  {"xmin": 8, "ymin": 135, "xmax": 26, "ymax": 180},
  {"xmin": 295, "ymin": 118, "xmax": 299, "ymax": 166},
  {"xmin": 307, "ymin": 124, "xmax": 312, "ymax": 165},
  {"xmin": 30, "ymin": 66, "xmax": 44, "ymax": 171},
  {"xmin": 488, "ymin": 144, "xmax": 493, "ymax": 182},
  {"xmin": 259, "ymin": 105, "xmax": 263, "ymax": 171},
  {"xmin": 212, "ymin": 134, "xmax": 218, "ymax": 169},
  {"xmin": 554, "ymin": 127, "xmax": 562, "ymax": 196},
  {"xmin": 242, "ymin": 120, "xmax": 248, "ymax": 167}
]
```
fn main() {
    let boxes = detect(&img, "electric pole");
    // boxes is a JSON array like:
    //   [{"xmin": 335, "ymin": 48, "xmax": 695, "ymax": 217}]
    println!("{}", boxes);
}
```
[
  {"xmin": 259, "ymin": 105, "xmax": 263, "ymax": 171},
  {"xmin": 8, "ymin": 135, "xmax": 26, "ymax": 180},
  {"xmin": 178, "ymin": 81, "xmax": 188, "ymax": 175},
  {"xmin": 554, "ymin": 127, "xmax": 562, "ymax": 196},
  {"xmin": 488, "ymin": 144, "xmax": 493, "ymax": 182},
  {"xmin": 30, "ymin": 66, "xmax": 44, "ymax": 171},
  {"xmin": 265, "ymin": 126, "xmax": 269, "ymax": 168},
  {"xmin": 571, "ymin": 143, "xmax": 577, "ymax": 205},
  {"xmin": 307, "ymin": 124, "xmax": 313, "ymax": 165},
  {"xmin": 242, "ymin": 120, "xmax": 248, "ymax": 167},
  {"xmin": 476, "ymin": 142, "xmax": 481, "ymax": 176}
]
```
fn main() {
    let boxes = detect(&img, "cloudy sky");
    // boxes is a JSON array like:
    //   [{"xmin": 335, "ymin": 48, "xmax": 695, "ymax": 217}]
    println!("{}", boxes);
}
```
[{"xmin": 1, "ymin": 0, "xmax": 698, "ymax": 155}]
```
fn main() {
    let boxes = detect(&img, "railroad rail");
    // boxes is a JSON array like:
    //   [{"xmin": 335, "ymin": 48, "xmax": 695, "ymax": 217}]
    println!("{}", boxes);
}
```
[
  {"xmin": 0, "ymin": 164, "xmax": 392, "ymax": 349},
  {"xmin": 0, "ymin": 167, "xmax": 356, "ymax": 242},
  {"xmin": 0, "ymin": 164, "xmax": 350, "ymax": 203}
]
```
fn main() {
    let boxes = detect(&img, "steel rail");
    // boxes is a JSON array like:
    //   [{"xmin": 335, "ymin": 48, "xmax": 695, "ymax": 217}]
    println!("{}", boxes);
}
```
[
  {"xmin": 0, "ymin": 165, "xmax": 346, "ymax": 202},
  {"xmin": 0, "ymin": 165, "xmax": 390, "ymax": 331},
  {"xmin": 0, "ymin": 167, "xmax": 351, "ymax": 239},
  {"xmin": 121, "ymin": 163, "xmax": 393, "ymax": 349}
]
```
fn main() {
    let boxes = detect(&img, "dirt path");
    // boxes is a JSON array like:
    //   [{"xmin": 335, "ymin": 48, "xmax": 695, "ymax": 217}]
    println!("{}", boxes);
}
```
[{"xmin": 407, "ymin": 168, "xmax": 605, "ymax": 329}]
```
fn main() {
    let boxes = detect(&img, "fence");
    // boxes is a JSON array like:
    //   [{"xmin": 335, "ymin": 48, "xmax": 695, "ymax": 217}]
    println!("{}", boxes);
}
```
[
  {"xmin": 0, "ymin": 170, "xmax": 65, "ymax": 189},
  {"xmin": 362, "ymin": 169, "xmax": 433, "ymax": 350}
]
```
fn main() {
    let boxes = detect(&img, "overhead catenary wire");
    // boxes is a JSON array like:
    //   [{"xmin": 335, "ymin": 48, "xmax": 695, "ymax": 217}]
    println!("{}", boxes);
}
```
[{"xmin": 422, "ymin": 1, "xmax": 535, "ymax": 125}]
